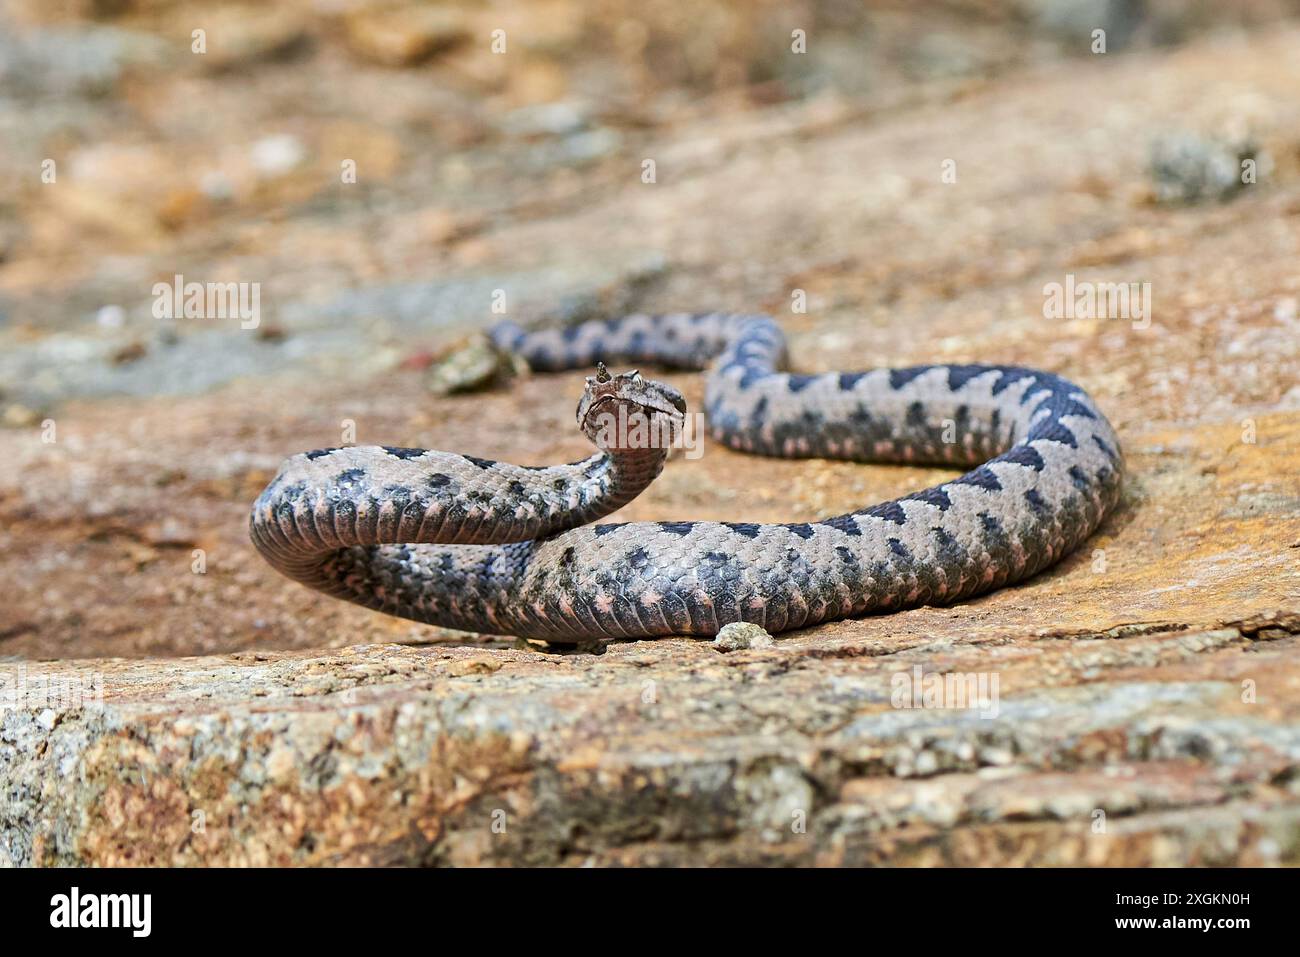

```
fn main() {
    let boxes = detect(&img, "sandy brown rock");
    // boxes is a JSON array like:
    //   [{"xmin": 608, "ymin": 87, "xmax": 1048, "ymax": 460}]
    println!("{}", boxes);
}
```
[
  {"xmin": 342, "ymin": 6, "xmax": 468, "ymax": 68},
  {"xmin": 1, "ymin": 6, "xmax": 1299, "ymax": 865},
  {"xmin": 4, "ymin": 622, "xmax": 1299, "ymax": 866}
]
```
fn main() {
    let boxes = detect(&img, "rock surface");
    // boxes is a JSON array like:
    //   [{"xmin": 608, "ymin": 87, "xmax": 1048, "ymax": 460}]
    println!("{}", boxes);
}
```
[{"xmin": 2, "ymin": 4, "xmax": 1299, "ymax": 866}]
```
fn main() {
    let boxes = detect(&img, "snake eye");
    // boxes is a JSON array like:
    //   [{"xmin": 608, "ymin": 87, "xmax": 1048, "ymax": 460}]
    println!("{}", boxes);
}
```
[{"xmin": 669, "ymin": 393, "xmax": 687, "ymax": 413}]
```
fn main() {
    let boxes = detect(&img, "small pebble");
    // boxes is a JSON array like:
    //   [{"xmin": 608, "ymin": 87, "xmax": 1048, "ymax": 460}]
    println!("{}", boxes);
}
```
[
  {"xmin": 251, "ymin": 134, "xmax": 305, "ymax": 177},
  {"xmin": 1149, "ymin": 132, "xmax": 1261, "ymax": 205},
  {"xmin": 96, "ymin": 304, "xmax": 125, "ymax": 328},
  {"xmin": 111, "ymin": 341, "xmax": 148, "ymax": 365},
  {"xmin": 1, "ymin": 404, "xmax": 41, "ymax": 428},
  {"xmin": 448, "ymin": 656, "xmax": 503, "ymax": 676},
  {"xmin": 426, "ymin": 333, "xmax": 527, "ymax": 395},
  {"xmin": 199, "ymin": 170, "xmax": 236, "ymax": 201},
  {"xmin": 712, "ymin": 622, "xmax": 775, "ymax": 652}
]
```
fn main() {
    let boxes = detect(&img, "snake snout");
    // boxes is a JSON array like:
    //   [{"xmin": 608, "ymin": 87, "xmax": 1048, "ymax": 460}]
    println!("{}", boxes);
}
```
[{"xmin": 577, "ymin": 366, "xmax": 687, "ymax": 451}]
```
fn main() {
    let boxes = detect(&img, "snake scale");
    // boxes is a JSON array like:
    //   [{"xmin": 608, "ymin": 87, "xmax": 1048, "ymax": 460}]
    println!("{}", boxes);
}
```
[{"xmin": 250, "ymin": 313, "xmax": 1123, "ymax": 640}]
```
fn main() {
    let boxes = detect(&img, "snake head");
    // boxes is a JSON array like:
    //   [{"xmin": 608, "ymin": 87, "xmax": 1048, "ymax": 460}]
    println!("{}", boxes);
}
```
[{"xmin": 577, "ymin": 365, "xmax": 687, "ymax": 451}]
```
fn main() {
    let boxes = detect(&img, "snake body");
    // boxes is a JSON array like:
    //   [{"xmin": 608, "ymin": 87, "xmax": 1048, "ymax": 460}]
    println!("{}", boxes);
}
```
[{"xmin": 250, "ymin": 313, "xmax": 1123, "ymax": 639}]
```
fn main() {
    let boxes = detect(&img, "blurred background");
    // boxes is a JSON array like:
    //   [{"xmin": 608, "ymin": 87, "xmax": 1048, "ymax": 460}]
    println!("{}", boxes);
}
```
[
  {"xmin": 4, "ymin": 0, "xmax": 1300, "ymax": 870},
  {"xmin": 3, "ymin": 0, "xmax": 1298, "ymax": 382},
  {"xmin": 1, "ymin": 0, "xmax": 1299, "ymax": 658}
]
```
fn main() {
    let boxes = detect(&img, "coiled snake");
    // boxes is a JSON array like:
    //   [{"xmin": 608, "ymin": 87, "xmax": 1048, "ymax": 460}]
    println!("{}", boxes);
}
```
[{"xmin": 250, "ymin": 313, "xmax": 1123, "ymax": 640}]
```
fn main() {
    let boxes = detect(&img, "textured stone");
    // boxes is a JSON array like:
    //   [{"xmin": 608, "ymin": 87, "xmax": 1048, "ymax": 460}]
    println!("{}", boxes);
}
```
[
  {"xmin": 426, "ymin": 333, "xmax": 528, "ymax": 396},
  {"xmin": 1149, "ymin": 132, "xmax": 1263, "ymax": 205},
  {"xmin": 2, "ymin": 8, "xmax": 1299, "ymax": 866},
  {"xmin": 195, "ymin": 8, "xmax": 310, "ymax": 73},
  {"xmin": 3, "ymin": 623, "xmax": 1299, "ymax": 865},
  {"xmin": 342, "ymin": 7, "xmax": 468, "ymax": 68},
  {"xmin": 713, "ymin": 622, "xmax": 775, "ymax": 652}
]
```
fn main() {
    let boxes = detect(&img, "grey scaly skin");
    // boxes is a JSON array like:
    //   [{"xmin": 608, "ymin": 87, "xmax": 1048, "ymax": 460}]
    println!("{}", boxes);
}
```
[{"xmin": 250, "ymin": 313, "xmax": 1123, "ymax": 640}]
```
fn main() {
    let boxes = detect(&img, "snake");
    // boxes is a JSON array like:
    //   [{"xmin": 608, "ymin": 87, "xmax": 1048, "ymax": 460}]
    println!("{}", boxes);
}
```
[{"xmin": 250, "ymin": 313, "xmax": 1123, "ymax": 640}]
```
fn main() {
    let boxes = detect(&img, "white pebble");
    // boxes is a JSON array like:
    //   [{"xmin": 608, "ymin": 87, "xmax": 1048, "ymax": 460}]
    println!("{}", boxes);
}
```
[
  {"xmin": 712, "ymin": 622, "xmax": 775, "ymax": 652},
  {"xmin": 251, "ymin": 134, "xmax": 305, "ymax": 176},
  {"xmin": 96, "ymin": 304, "xmax": 124, "ymax": 328}
]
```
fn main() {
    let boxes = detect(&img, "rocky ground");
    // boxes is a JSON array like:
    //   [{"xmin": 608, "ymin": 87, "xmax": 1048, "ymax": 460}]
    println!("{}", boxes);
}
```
[{"xmin": 2, "ymin": 2, "xmax": 1299, "ymax": 865}]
